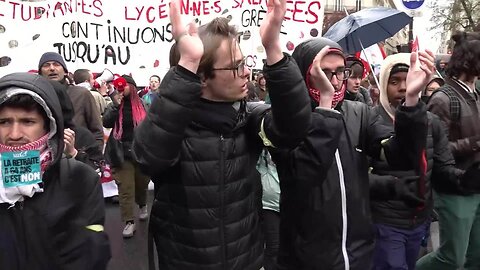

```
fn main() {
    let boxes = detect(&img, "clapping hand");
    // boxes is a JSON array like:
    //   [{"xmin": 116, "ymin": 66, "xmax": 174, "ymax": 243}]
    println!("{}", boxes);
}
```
[
  {"xmin": 169, "ymin": 0, "xmax": 204, "ymax": 73},
  {"xmin": 405, "ymin": 50, "xmax": 435, "ymax": 106},
  {"xmin": 259, "ymin": 0, "xmax": 286, "ymax": 65}
]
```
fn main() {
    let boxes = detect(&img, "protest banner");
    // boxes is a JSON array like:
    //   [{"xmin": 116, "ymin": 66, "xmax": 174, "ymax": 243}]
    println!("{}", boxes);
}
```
[{"xmin": 0, "ymin": 0, "xmax": 324, "ymax": 84}]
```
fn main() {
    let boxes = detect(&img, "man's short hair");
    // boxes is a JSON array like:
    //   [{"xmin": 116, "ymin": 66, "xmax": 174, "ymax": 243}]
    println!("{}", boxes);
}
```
[
  {"xmin": 346, "ymin": 57, "xmax": 364, "ymax": 78},
  {"xmin": 73, "ymin": 69, "xmax": 91, "ymax": 84},
  {"xmin": 150, "ymin": 75, "xmax": 161, "ymax": 82},
  {"xmin": 197, "ymin": 17, "xmax": 238, "ymax": 79},
  {"xmin": 0, "ymin": 94, "xmax": 49, "ymax": 130}
]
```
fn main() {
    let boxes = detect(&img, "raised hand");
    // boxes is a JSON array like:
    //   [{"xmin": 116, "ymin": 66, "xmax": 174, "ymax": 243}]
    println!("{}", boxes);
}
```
[
  {"xmin": 64, "ymin": 128, "xmax": 78, "ymax": 158},
  {"xmin": 308, "ymin": 46, "xmax": 335, "ymax": 108},
  {"xmin": 170, "ymin": 0, "xmax": 204, "ymax": 72},
  {"xmin": 405, "ymin": 50, "xmax": 435, "ymax": 106},
  {"xmin": 259, "ymin": 0, "xmax": 286, "ymax": 65}
]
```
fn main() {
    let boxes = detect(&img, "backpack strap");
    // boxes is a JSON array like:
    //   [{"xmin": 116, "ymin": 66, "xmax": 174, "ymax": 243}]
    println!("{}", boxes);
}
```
[{"xmin": 434, "ymin": 85, "xmax": 461, "ymax": 123}]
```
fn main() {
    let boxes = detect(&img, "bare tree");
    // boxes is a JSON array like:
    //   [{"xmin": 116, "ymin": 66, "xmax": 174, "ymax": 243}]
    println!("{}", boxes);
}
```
[{"xmin": 429, "ymin": 0, "xmax": 480, "ymax": 32}]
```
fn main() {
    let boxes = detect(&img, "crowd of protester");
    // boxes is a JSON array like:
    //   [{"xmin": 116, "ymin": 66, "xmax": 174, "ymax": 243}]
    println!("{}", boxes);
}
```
[{"xmin": 1, "ymin": 0, "xmax": 479, "ymax": 270}]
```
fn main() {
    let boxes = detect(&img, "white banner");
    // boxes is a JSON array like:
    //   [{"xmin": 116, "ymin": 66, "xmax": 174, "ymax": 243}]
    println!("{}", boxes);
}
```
[{"xmin": 0, "ymin": 0, "xmax": 324, "ymax": 85}]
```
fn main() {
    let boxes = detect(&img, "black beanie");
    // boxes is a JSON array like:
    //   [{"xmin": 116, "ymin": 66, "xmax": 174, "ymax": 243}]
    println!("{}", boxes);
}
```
[
  {"xmin": 121, "ymin": 74, "xmax": 137, "ymax": 88},
  {"xmin": 390, "ymin": 63, "xmax": 409, "ymax": 78},
  {"xmin": 38, "ymin": 52, "xmax": 68, "ymax": 73}
]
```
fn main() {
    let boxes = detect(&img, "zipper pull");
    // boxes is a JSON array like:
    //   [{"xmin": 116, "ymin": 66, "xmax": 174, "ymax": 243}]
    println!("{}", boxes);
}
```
[{"xmin": 220, "ymin": 135, "xmax": 226, "ymax": 152}]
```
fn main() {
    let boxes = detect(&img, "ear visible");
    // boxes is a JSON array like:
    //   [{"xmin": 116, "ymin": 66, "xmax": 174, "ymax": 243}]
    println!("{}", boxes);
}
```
[{"xmin": 200, "ymin": 73, "xmax": 207, "ymax": 87}]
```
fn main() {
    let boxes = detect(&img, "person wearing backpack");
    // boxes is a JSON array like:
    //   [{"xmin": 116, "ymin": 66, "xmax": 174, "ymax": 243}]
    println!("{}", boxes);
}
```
[{"xmin": 416, "ymin": 31, "xmax": 480, "ymax": 270}]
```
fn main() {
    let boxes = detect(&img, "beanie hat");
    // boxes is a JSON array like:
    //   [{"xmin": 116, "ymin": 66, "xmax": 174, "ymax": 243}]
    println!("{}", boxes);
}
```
[
  {"xmin": 389, "ymin": 63, "xmax": 409, "ymax": 78},
  {"xmin": 38, "ymin": 52, "xmax": 68, "ymax": 73},
  {"xmin": 121, "ymin": 75, "xmax": 137, "ymax": 88}
]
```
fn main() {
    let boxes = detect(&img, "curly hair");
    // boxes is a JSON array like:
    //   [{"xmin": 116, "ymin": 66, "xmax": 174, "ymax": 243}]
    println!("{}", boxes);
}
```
[{"xmin": 446, "ymin": 31, "xmax": 480, "ymax": 80}]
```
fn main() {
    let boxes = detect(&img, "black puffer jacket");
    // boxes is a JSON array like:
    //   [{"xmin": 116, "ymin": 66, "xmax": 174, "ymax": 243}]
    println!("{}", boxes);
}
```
[
  {"xmin": 133, "ymin": 55, "xmax": 311, "ymax": 270},
  {"xmin": 272, "ymin": 38, "xmax": 428, "ymax": 270},
  {"xmin": 0, "ymin": 73, "xmax": 110, "ymax": 270},
  {"xmin": 369, "ymin": 105, "xmax": 463, "ymax": 229}
]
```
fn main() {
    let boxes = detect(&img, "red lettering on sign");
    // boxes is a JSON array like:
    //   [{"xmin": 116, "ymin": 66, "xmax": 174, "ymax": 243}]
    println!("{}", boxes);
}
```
[
  {"xmin": 180, "ymin": 0, "xmax": 221, "ymax": 16},
  {"xmin": 284, "ymin": 0, "xmax": 322, "ymax": 24},
  {"xmin": 124, "ymin": 3, "xmax": 170, "ymax": 23}
]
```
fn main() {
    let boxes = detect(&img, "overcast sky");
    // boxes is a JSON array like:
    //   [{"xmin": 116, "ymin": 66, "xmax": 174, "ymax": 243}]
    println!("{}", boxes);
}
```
[{"xmin": 393, "ymin": 0, "xmax": 451, "ymax": 52}]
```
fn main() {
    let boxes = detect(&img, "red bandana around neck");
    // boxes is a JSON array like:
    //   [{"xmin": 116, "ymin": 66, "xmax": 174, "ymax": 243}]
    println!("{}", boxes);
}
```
[
  {"xmin": 306, "ymin": 64, "xmax": 346, "ymax": 109},
  {"xmin": 0, "ymin": 133, "xmax": 53, "ymax": 173}
]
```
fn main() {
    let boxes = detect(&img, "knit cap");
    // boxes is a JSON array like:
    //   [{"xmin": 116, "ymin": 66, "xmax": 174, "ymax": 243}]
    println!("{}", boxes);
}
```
[{"xmin": 38, "ymin": 52, "xmax": 68, "ymax": 73}]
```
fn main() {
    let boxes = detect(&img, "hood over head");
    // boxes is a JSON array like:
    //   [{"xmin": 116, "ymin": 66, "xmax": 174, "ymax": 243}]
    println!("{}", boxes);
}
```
[
  {"xmin": 292, "ymin": 38, "xmax": 345, "ymax": 109},
  {"xmin": 379, "ymin": 53, "xmax": 410, "ymax": 120},
  {"xmin": 0, "ymin": 73, "xmax": 64, "ymax": 164}
]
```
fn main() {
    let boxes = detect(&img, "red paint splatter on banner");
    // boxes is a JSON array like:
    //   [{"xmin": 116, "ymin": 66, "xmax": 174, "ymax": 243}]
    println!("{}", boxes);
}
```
[{"xmin": 286, "ymin": 41, "xmax": 294, "ymax": 51}]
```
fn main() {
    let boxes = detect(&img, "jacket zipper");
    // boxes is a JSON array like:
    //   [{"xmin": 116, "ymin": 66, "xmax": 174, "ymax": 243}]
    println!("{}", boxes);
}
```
[
  {"xmin": 335, "ymin": 150, "xmax": 350, "ymax": 270},
  {"xmin": 219, "ymin": 135, "xmax": 227, "ymax": 269}
]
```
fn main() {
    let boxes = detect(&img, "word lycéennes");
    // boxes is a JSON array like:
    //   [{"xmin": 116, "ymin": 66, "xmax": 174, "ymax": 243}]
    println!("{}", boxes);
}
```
[
  {"xmin": 123, "ymin": 0, "xmax": 170, "ymax": 23},
  {"xmin": 179, "ymin": 0, "xmax": 221, "ymax": 16}
]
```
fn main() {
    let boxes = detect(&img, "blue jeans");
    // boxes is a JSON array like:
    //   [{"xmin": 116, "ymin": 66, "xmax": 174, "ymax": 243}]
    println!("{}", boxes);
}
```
[{"xmin": 372, "ymin": 222, "xmax": 429, "ymax": 270}]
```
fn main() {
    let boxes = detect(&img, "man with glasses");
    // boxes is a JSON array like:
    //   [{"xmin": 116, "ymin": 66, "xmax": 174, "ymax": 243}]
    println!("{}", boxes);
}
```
[
  {"xmin": 270, "ymin": 37, "xmax": 435, "ymax": 270},
  {"xmin": 132, "ymin": 1, "xmax": 311, "ymax": 269}
]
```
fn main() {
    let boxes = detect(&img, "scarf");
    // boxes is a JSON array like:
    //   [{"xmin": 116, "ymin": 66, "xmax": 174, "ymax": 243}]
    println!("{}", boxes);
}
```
[
  {"xmin": 306, "ymin": 64, "xmax": 346, "ymax": 109},
  {"xmin": 0, "ymin": 133, "xmax": 53, "ymax": 205},
  {"xmin": 113, "ymin": 90, "xmax": 146, "ymax": 140}
]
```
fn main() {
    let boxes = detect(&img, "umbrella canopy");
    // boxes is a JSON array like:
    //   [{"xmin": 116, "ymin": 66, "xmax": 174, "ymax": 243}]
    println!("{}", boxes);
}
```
[{"xmin": 323, "ymin": 7, "xmax": 412, "ymax": 54}]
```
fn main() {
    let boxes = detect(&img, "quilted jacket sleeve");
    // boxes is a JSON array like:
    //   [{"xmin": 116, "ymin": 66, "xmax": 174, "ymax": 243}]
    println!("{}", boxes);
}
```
[
  {"xmin": 272, "ymin": 108, "xmax": 344, "ymax": 187},
  {"xmin": 255, "ymin": 54, "xmax": 312, "ymax": 149},
  {"xmin": 381, "ymin": 101, "xmax": 428, "ymax": 170},
  {"xmin": 55, "ymin": 160, "xmax": 111, "ymax": 270},
  {"xmin": 132, "ymin": 65, "xmax": 202, "ymax": 178}
]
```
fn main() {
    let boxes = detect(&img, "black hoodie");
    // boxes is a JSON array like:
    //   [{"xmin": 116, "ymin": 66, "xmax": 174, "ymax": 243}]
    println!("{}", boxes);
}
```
[
  {"xmin": 0, "ymin": 73, "xmax": 110, "ymax": 270},
  {"xmin": 271, "ymin": 38, "xmax": 428, "ymax": 270}
]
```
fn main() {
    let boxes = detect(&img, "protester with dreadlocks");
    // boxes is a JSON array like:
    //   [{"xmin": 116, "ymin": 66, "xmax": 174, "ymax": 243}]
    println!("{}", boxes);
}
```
[{"xmin": 103, "ymin": 74, "xmax": 149, "ymax": 238}]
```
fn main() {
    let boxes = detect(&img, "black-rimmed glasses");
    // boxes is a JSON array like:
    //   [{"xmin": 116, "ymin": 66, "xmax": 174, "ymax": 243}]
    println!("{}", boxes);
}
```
[
  {"xmin": 322, "ymin": 68, "xmax": 351, "ymax": 81},
  {"xmin": 212, "ymin": 58, "xmax": 247, "ymax": 77}
]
